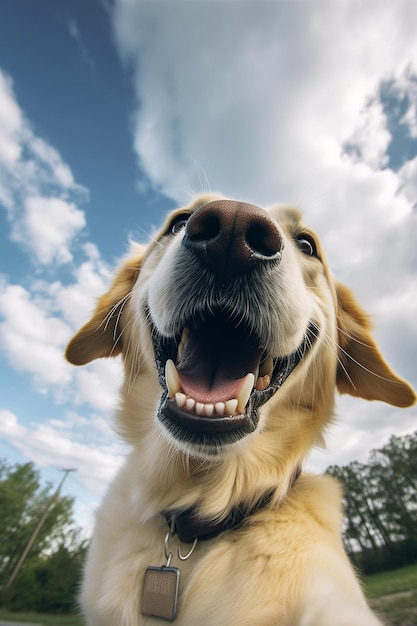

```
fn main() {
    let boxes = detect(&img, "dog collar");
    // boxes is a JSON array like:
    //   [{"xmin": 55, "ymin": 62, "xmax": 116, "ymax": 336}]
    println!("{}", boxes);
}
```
[{"xmin": 163, "ymin": 466, "xmax": 301, "ymax": 544}]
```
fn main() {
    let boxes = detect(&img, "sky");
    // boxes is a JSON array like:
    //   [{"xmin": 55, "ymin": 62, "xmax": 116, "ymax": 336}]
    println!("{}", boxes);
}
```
[{"xmin": 0, "ymin": 0, "xmax": 416, "ymax": 534}]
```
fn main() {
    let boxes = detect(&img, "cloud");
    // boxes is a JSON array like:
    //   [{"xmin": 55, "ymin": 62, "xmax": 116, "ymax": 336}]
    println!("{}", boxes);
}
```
[
  {"xmin": 0, "ymin": 280, "xmax": 72, "ymax": 388},
  {"xmin": 112, "ymin": 1, "xmax": 417, "ymax": 204},
  {"xmin": 0, "ymin": 67, "xmax": 123, "ymax": 412},
  {"xmin": 11, "ymin": 196, "xmax": 86, "ymax": 265},
  {"xmin": 0, "ymin": 65, "xmax": 123, "ymax": 413},
  {"xmin": 0, "ymin": 71, "xmax": 23, "ymax": 168},
  {"xmin": 309, "ymin": 396, "xmax": 417, "ymax": 472},
  {"xmin": 0, "ymin": 271, "xmax": 122, "ymax": 409},
  {"xmin": 0, "ymin": 409, "xmax": 126, "ymax": 496},
  {"xmin": 344, "ymin": 98, "xmax": 391, "ymax": 170},
  {"xmin": 0, "ymin": 67, "xmax": 88, "ymax": 267}
]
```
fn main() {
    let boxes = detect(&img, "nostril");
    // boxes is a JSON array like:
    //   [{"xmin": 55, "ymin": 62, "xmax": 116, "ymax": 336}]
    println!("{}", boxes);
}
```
[
  {"xmin": 246, "ymin": 222, "xmax": 282, "ymax": 258},
  {"xmin": 186, "ymin": 211, "xmax": 221, "ymax": 242}
]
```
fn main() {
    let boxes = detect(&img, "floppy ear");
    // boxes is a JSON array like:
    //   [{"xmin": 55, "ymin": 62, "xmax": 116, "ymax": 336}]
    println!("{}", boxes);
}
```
[
  {"xmin": 335, "ymin": 281, "xmax": 415, "ymax": 408},
  {"xmin": 65, "ymin": 245, "xmax": 145, "ymax": 366}
]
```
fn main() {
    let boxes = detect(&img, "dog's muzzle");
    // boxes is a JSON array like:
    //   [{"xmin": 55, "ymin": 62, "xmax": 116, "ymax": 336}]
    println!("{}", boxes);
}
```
[{"xmin": 150, "ymin": 200, "xmax": 315, "ymax": 454}]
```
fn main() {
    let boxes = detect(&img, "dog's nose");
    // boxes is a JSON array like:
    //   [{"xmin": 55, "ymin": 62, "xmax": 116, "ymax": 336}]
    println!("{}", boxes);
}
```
[{"xmin": 183, "ymin": 199, "xmax": 283, "ymax": 278}]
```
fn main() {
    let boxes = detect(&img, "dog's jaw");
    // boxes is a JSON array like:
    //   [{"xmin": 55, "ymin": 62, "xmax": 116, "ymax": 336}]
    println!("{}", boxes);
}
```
[{"xmin": 150, "ymin": 312, "xmax": 317, "ymax": 456}]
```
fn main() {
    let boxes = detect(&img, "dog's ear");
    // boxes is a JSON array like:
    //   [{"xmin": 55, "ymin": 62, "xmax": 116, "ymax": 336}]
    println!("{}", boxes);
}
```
[
  {"xmin": 335, "ymin": 281, "xmax": 415, "ymax": 407},
  {"xmin": 65, "ymin": 246, "xmax": 145, "ymax": 366}
]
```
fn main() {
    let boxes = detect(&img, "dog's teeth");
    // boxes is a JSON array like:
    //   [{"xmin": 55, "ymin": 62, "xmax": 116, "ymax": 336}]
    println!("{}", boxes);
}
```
[
  {"xmin": 175, "ymin": 392, "xmax": 187, "ymax": 408},
  {"xmin": 165, "ymin": 359, "xmax": 180, "ymax": 398},
  {"xmin": 172, "ymin": 395, "xmax": 240, "ymax": 417},
  {"xmin": 225, "ymin": 399, "xmax": 238, "ymax": 415},
  {"xmin": 259, "ymin": 355, "xmax": 273, "ymax": 377},
  {"xmin": 177, "ymin": 328, "xmax": 190, "ymax": 363},
  {"xmin": 255, "ymin": 374, "xmax": 271, "ymax": 392},
  {"xmin": 186, "ymin": 397, "xmax": 196, "ymax": 411},
  {"xmin": 215, "ymin": 402, "xmax": 225, "ymax": 416},
  {"xmin": 181, "ymin": 327, "xmax": 190, "ymax": 344},
  {"xmin": 237, "ymin": 373, "xmax": 255, "ymax": 413}
]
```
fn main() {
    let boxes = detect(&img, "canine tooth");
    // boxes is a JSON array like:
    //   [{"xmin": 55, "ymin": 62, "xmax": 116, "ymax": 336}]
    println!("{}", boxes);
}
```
[
  {"xmin": 175, "ymin": 392, "xmax": 186, "ymax": 408},
  {"xmin": 177, "ymin": 328, "xmax": 190, "ymax": 363},
  {"xmin": 181, "ymin": 328, "xmax": 190, "ymax": 344},
  {"xmin": 204, "ymin": 404, "xmax": 214, "ymax": 417},
  {"xmin": 196, "ymin": 402, "xmax": 205, "ymax": 415},
  {"xmin": 237, "ymin": 373, "xmax": 255, "ymax": 413},
  {"xmin": 225, "ymin": 399, "xmax": 238, "ymax": 415},
  {"xmin": 255, "ymin": 375, "xmax": 270, "ymax": 391},
  {"xmin": 186, "ymin": 398, "xmax": 196, "ymax": 411},
  {"xmin": 259, "ymin": 355, "xmax": 274, "ymax": 377},
  {"xmin": 215, "ymin": 402, "xmax": 225, "ymax": 416},
  {"xmin": 165, "ymin": 359, "xmax": 180, "ymax": 398}
]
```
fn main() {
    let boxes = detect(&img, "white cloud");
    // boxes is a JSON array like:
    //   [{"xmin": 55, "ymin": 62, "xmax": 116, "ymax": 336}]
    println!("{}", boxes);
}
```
[
  {"xmin": 0, "ymin": 67, "xmax": 88, "ymax": 267},
  {"xmin": 50, "ymin": 250, "xmax": 113, "ymax": 330},
  {"xmin": 0, "ymin": 272, "xmax": 122, "ymax": 410},
  {"xmin": 398, "ymin": 155, "xmax": 417, "ymax": 207},
  {"xmin": 0, "ymin": 71, "xmax": 23, "ymax": 168},
  {"xmin": 344, "ymin": 98, "xmax": 391, "ymax": 170},
  {"xmin": 0, "ymin": 409, "xmax": 126, "ymax": 497},
  {"xmin": 309, "ymin": 397, "xmax": 417, "ymax": 473},
  {"xmin": 392, "ymin": 71, "xmax": 417, "ymax": 138},
  {"xmin": 74, "ymin": 360, "xmax": 122, "ymax": 412},
  {"xmin": 112, "ymin": 1, "xmax": 417, "ymax": 204},
  {"xmin": 0, "ymin": 281, "xmax": 72, "ymax": 388},
  {"xmin": 11, "ymin": 196, "xmax": 86, "ymax": 265},
  {"xmin": 0, "ymin": 66, "xmax": 120, "ymax": 413},
  {"xmin": 29, "ymin": 136, "xmax": 75, "ymax": 188}
]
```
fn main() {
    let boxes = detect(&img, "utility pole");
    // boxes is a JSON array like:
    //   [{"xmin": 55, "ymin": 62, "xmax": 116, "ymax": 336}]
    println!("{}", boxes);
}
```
[{"xmin": 4, "ymin": 467, "xmax": 76, "ymax": 590}]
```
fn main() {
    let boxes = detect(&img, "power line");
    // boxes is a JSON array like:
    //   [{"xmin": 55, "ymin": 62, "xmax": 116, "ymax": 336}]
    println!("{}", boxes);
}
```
[{"xmin": 4, "ymin": 468, "xmax": 77, "ymax": 590}]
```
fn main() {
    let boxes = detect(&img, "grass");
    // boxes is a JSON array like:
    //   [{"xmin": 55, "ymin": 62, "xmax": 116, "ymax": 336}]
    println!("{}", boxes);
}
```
[
  {"xmin": 364, "ymin": 564, "xmax": 417, "ymax": 626},
  {"xmin": 364, "ymin": 563, "xmax": 417, "ymax": 598},
  {"xmin": 0, "ymin": 610, "xmax": 84, "ymax": 625}
]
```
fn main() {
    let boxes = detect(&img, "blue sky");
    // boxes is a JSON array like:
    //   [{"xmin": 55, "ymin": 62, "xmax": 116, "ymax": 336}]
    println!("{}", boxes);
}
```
[{"xmin": 1, "ymin": 0, "xmax": 416, "ymax": 532}]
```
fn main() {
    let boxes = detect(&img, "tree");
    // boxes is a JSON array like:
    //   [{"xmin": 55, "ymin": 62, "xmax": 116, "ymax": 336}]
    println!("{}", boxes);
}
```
[
  {"xmin": 6, "ymin": 540, "xmax": 88, "ymax": 613},
  {"xmin": 327, "ymin": 431, "xmax": 417, "ymax": 573},
  {"xmin": 0, "ymin": 460, "xmax": 87, "ymax": 612}
]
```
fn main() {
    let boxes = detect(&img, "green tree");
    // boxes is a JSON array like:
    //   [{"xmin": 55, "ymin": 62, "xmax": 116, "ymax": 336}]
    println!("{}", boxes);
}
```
[
  {"xmin": 328, "ymin": 431, "xmax": 417, "ymax": 573},
  {"xmin": 0, "ymin": 460, "xmax": 87, "ymax": 613},
  {"xmin": 7, "ymin": 540, "xmax": 88, "ymax": 613}
]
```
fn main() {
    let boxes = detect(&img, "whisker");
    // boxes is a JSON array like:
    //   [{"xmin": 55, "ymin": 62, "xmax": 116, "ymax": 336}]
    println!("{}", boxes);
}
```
[{"xmin": 134, "ymin": 224, "xmax": 163, "ymax": 247}]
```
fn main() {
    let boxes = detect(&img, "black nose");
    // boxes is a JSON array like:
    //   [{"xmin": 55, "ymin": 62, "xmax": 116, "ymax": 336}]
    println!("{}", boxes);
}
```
[{"xmin": 183, "ymin": 199, "xmax": 283, "ymax": 278}]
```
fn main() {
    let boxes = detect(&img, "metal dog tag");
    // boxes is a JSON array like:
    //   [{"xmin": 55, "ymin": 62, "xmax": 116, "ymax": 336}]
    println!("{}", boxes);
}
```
[{"xmin": 141, "ymin": 565, "xmax": 180, "ymax": 622}]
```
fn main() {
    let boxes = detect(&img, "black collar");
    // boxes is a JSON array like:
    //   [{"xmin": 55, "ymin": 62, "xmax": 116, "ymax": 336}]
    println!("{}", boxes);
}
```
[{"xmin": 163, "ymin": 466, "xmax": 301, "ymax": 544}]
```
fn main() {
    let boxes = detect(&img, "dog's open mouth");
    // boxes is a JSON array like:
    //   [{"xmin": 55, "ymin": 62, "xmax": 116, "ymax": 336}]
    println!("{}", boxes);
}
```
[{"xmin": 152, "ymin": 310, "xmax": 316, "ymax": 450}]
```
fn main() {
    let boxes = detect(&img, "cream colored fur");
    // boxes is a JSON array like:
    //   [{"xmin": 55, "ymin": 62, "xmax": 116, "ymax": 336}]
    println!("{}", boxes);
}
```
[{"xmin": 66, "ymin": 194, "xmax": 415, "ymax": 625}]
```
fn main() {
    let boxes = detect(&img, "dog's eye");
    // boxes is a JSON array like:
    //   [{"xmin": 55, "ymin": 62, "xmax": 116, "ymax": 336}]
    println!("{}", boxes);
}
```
[
  {"xmin": 170, "ymin": 215, "xmax": 189, "ymax": 235},
  {"xmin": 296, "ymin": 235, "xmax": 317, "ymax": 257}
]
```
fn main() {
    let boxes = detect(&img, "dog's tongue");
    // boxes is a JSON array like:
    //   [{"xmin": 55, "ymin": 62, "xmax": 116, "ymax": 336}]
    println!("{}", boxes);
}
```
[{"xmin": 176, "ymin": 320, "xmax": 263, "ymax": 404}]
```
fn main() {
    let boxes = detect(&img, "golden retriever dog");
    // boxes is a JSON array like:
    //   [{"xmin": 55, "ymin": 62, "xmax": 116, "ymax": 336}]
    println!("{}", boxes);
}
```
[{"xmin": 66, "ymin": 195, "xmax": 415, "ymax": 625}]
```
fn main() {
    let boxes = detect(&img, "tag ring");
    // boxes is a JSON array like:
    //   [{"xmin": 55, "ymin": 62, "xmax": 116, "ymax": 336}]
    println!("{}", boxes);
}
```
[{"xmin": 178, "ymin": 538, "xmax": 198, "ymax": 561}]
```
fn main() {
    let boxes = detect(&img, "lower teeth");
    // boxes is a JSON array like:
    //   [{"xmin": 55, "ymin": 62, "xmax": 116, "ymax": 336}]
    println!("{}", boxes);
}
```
[{"xmin": 174, "ymin": 393, "xmax": 238, "ymax": 417}]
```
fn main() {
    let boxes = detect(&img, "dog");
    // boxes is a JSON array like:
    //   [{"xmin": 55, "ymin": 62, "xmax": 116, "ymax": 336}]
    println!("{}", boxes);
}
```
[{"xmin": 66, "ymin": 195, "xmax": 415, "ymax": 625}]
